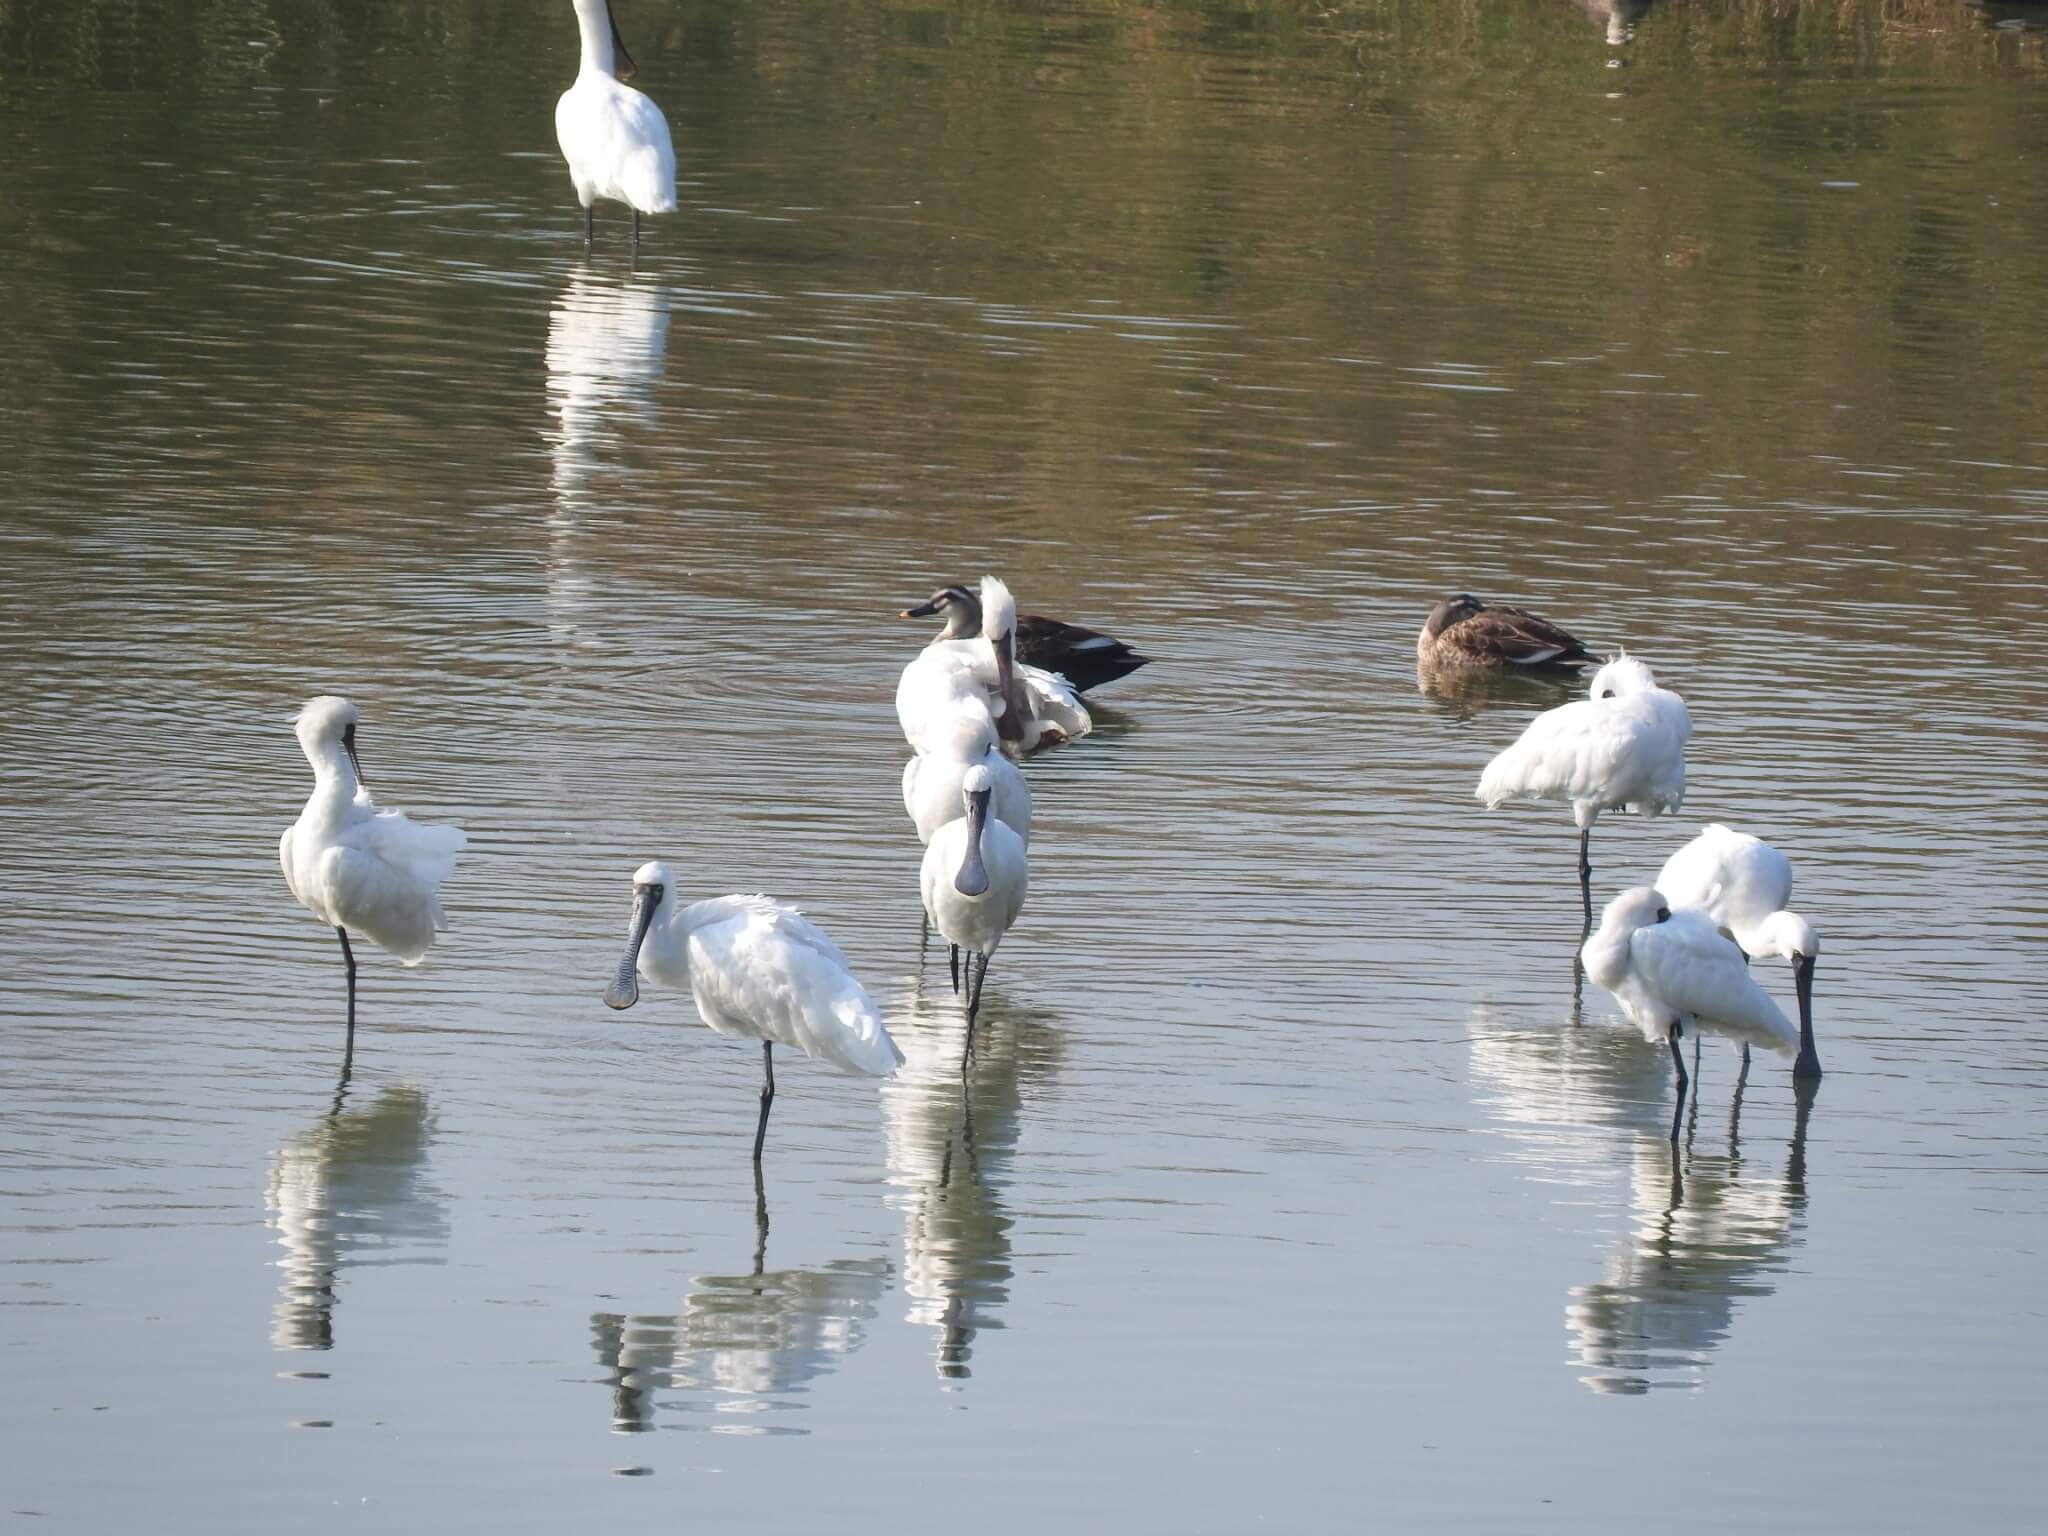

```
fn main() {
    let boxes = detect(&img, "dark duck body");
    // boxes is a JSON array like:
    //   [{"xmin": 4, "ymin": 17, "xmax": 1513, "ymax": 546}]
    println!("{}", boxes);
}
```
[
  {"xmin": 1417, "ymin": 594, "xmax": 1599, "ymax": 671},
  {"xmin": 902, "ymin": 584, "xmax": 1152, "ymax": 693}
]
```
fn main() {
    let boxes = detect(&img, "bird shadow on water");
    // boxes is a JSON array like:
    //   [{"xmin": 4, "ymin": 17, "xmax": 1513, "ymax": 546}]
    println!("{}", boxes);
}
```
[
  {"xmin": 1470, "ymin": 1006, "xmax": 1820, "ymax": 1394},
  {"xmin": 588, "ymin": 1161, "xmax": 892, "ymax": 1436},
  {"xmin": 879, "ymin": 970, "xmax": 1066, "ymax": 1382},
  {"xmin": 266, "ymin": 1061, "xmax": 447, "ymax": 1355}
]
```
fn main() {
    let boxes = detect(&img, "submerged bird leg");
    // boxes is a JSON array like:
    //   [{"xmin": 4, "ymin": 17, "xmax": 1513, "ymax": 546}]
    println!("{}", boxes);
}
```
[
  {"xmin": 1577, "ymin": 826, "xmax": 1592, "ymax": 884},
  {"xmin": 584, "ymin": 203, "xmax": 594, "ymax": 244},
  {"xmin": 961, "ymin": 954, "xmax": 991, "ymax": 1072},
  {"xmin": 632, "ymin": 208, "xmax": 642, "ymax": 245},
  {"xmin": 751, "ymin": 1160, "xmax": 770, "ymax": 1280},
  {"xmin": 752, "ymin": 1042, "xmax": 775, "ymax": 1164},
  {"xmin": 918, "ymin": 906, "xmax": 930, "ymax": 960},
  {"xmin": 335, "ymin": 926, "xmax": 357, "ymax": 1043},
  {"xmin": 1666, "ymin": 1019, "xmax": 1689, "ymax": 1146}
]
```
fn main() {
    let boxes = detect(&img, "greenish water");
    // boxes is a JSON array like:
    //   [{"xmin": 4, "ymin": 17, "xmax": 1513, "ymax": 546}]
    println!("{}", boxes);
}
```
[{"xmin": 2, "ymin": 2, "xmax": 2045, "ymax": 1531}]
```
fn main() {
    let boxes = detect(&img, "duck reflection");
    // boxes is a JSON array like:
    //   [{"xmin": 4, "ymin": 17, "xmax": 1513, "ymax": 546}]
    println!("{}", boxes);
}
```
[
  {"xmin": 266, "ymin": 1075, "xmax": 447, "ymax": 1351},
  {"xmin": 880, "ymin": 973, "xmax": 1062, "ymax": 1382},
  {"xmin": 543, "ymin": 268, "xmax": 671, "ymax": 647},
  {"xmin": 1573, "ymin": 0, "xmax": 1659, "ymax": 47},
  {"xmin": 1469, "ymin": 1007, "xmax": 1814, "ymax": 1394},
  {"xmin": 589, "ymin": 1175, "xmax": 890, "ymax": 1436},
  {"xmin": 1415, "ymin": 658, "xmax": 1584, "ymax": 724}
]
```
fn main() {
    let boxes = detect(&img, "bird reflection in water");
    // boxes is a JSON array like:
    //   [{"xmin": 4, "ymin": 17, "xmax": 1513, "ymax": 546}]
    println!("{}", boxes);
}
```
[
  {"xmin": 266, "ymin": 1065, "xmax": 447, "ymax": 1351},
  {"xmin": 1415, "ymin": 658, "xmax": 1586, "ymax": 726},
  {"xmin": 589, "ymin": 1168, "xmax": 890, "ymax": 1436},
  {"xmin": 1573, "ymin": 0, "xmax": 1659, "ymax": 48},
  {"xmin": 1469, "ymin": 1007, "xmax": 1816, "ymax": 1394},
  {"xmin": 543, "ymin": 267, "xmax": 671, "ymax": 648},
  {"xmin": 880, "ymin": 972, "xmax": 1062, "ymax": 1382}
]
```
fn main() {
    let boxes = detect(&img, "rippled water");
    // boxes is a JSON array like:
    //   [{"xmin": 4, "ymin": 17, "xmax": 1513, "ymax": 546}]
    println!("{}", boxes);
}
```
[{"xmin": 3, "ymin": 1, "xmax": 2047, "ymax": 1529}]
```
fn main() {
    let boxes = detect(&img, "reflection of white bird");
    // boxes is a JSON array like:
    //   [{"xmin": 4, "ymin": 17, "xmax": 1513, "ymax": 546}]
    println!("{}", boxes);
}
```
[
  {"xmin": 279, "ymin": 697, "xmax": 466, "ymax": 1042},
  {"xmin": 1468, "ymin": 1008, "xmax": 1815, "ymax": 1396},
  {"xmin": 602, "ymin": 860, "xmax": 902, "ymax": 1161},
  {"xmin": 545, "ymin": 270, "xmax": 671, "ymax": 494},
  {"xmin": 879, "ymin": 977, "xmax": 1025, "ymax": 1381},
  {"xmin": 1657, "ymin": 825, "xmax": 1821, "ymax": 1078},
  {"xmin": 902, "ymin": 705, "xmax": 1032, "ymax": 848},
  {"xmin": 267, "ymin": 1084, "xmax": 446, "ymax": 1351},
  {"xmin": 1581, "ymin": 887, "xmax": 1800, "ymax": 1137},
  {"xmin": 1476, "ymin": 654, "xmax": 1691, "ymax": 900},
  {"xmin": 557, "ymin": 0, "xmax": 677, "ymax": 244},
  {"xmin": 919, "ymin": 766, "xmax": 1029, "ymax": 1055},
  {"xmin": 896, "ymin": 577, "xmax": 1089, "ymax": 753}
]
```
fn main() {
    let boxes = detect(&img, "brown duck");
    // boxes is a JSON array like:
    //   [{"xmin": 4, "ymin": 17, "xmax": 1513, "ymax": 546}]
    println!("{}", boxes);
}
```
[{"xmin": 1417, "ymin": 594, "xmax": 1600, "ymax": 671}]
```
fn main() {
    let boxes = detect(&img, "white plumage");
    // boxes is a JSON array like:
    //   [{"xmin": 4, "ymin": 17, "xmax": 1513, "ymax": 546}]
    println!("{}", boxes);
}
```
[
  {"xmin": 1581, "ymin": 886, "xmax": 1802, "ymax": 1136},
  {"xmin": 1658, "ymin": 824, "xmax": 1821, "ymax": 1077},
  {"xmin": 919, "ymin": 764, "xmax": 1029, "ymax": 1057},
  {"xmin": 1476, "ymin": 652, "xmax": 1692, "ymax": 894},
  {"xmin": 280, "ymin": 696, "xmax": 466, "ymax": 1037},
  {"xmin": 603, "ymin": 860, "xmax": 901, "ymax": 1158},
  {"xmin": 901, "ymin": 705, "xmax": 1032, "ymax": 848},
  {"xmin": 555, "ymin": 0, "xmax": 677, "ymax": 240},
  {"xmin": 895, "ymin": 576, "xmax": 1090, "ymax": 753}
]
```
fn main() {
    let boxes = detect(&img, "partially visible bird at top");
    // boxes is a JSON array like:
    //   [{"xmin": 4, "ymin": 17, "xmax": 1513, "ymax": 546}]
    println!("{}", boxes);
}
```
[
  {"xmin": 279, "ymin": 697, "xmax": 467, "ymax": 1047},
  {"xmin": 1657, "ymin": 825, "xmax": 1821, "ymax": 1079},
  {"xmin": 603, "ymin": 860, "xmax": 903, "ymax": 1162},
  {"xmin": 1580, "ymin": 886, "xmax": 1805, "ymax": 1141},
  {"xmin": 556, "ymin": 0, "xmax": 677, "ymax": 245},
  {"xmin": 1418, "ymin": 593, "xmax": 1600, "ymax": 672},
  {"xmin": 903, "ymin": 582, "xmax": 1152, "ymax": 693},
  {"xmin": 1476, "ymin": 653, "xmax": 1692, "ymax": 910}
]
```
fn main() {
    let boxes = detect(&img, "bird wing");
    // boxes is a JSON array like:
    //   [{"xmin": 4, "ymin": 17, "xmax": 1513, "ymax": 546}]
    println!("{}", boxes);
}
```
[
  {"xmin": 1452, "ymin": 606, "xmax": 1595, "ymax": 667},
  {"xmin": 1630, "ymin": 914, "xmax": 1796, "ymax": 1052},
  {"xmin": 1020, "ymin": 664, "xmax": 1091, "ymax": 742},
  {"xmin": 686, "ymin": 897, "xmax": 901, "ymax": 1074}
]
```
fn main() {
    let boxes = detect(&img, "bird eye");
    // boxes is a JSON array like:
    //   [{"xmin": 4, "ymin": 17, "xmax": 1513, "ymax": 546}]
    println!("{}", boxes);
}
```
[
  {"xmin": 1655, "ymin": 907, "xmax": 1670, "ymax": 922},
  {"xmin": 1597, "ymin": 689, "xmax": 1613, "ymax": 700}
]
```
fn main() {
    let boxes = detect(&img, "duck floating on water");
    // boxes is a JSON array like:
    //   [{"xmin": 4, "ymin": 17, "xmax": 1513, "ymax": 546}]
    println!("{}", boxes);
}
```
[{"xmin": 1418, "ymin": 593, "xmax": 1599, "ymax": 672}]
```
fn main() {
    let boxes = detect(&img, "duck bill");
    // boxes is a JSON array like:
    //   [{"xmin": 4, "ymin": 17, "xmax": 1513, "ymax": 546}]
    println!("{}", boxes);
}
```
[
  {"xmin": 953, "ymin": 789, "xmax": 991, "ymax": 897},
  {"xmin": 901, "ymin": 598, "xmax": 943, "ymax": 620},
  {"xmin": 603, "ymin": 884, "xmax": 659, "ymax": 1010},
  {"xmin": 1791, "ymin": 952, "xmax": 1821, "ymax": 1079},
  {"xmin": 609, "ymin": 4, "xmax": 637, "ymax": 81}
]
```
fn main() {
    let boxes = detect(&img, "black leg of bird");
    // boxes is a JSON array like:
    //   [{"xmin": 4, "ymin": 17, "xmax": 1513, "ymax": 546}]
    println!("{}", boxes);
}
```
[
  {"xmin": 584, "ymin": 204, "xmax": 594, "ymax": 244},
  {"xmin": 752, "ymin": 1042, "xmax": 775, "ymax": 1164},
  {"xmin": 632, "ymin": 209, "xmax": 642, "ymax": 245},
  {"xmin": 948, "ymin": 945, "xmax": 960, "ymax": 995},
  {"xmin": 1666, "ymin": 1020, "xmax": 1689, "ymax": 1145},
  {"xmin": 334, "ymin": 926, "xmax": 357, "ymax": 1043}
]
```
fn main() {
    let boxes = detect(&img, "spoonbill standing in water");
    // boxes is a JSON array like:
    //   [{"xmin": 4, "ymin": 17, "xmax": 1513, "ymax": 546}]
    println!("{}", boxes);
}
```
[
  {"xmin": 919, "ymin": 764, "xmax": 1029, "ymax": 1066},
  {"xmin": 602, "ymin": 861, "xmax": 903, "ymax": 1162},
  {"xmin": 556, "ymin": 0, "xmax": 677, "ymax": 244},
  {"xmin": 279, "ymin": 697, "xmax": 467, "ymax": 1046},
  {"xmin": 1476, "ymin": 654, "xmax": 1692, "ymax": 909},
  {"xmin": 1581, "ymin": 887, "xmax": 1804, "ymax": 1141},
  {"xmin": 1417, "ymin": 593, "xmax": 1600, "ymax": 672},
  {"xmin": 1657, "ymin": 825, "xmax": 1821, "ymax": 1078}
]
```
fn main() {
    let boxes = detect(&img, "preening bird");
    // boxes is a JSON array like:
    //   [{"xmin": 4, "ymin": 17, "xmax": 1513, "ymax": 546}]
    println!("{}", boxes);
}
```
[
  {"xmin": 1476, "ymin": 654, "xmax": 1692, "ymax": 904},
  {"xmin": 902, "ymin": 704, "xmax": 1032, "ymax": 848},
  {"xmin": 1580, "ymin": 886, "xmax": 1805, "ymax": 1139},
  {"xmin": 918, "ymin": 765, "xmax": 1029, "ymax": 1064},
  {"xmin": 602, "ymin": 860, "xmax": 902, "ymax": 1161},
  {"xmin": 279, "ymin": 697, "xmax": 467, "ymax": 1045},
  {"xmin": 896, "ymin": 576, "xmax": 1090, "ymax": 752},
  {"xmin": 1417, "ymin": 593, "xmax": 1599, "ymax": 671},
  {"xmin": 1657, "ymin": 825, "xmax": 1821, "ymax": 1078},
  {"xmin": 903, "ymin": 582, "xmax": 1151, "ymax": 693},
  {"xmin": 556, "ymin": 0, "xmax": 677, "ymax": 243}
]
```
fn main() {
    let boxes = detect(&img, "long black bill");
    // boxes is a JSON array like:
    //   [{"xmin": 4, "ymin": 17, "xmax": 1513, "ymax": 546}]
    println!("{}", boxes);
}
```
[
  {"xmin": 342, "ymin": 722, "xmax": 366, "ymax": 786},
  {"xmin": 953, "ymin": 788, "xmax": 991, "ymax": 897},
  {"xmin": 992, "ymin": 636, "xmax": 1025, "ymax": 744},
  {"xmin": 901, "ymin": 599, "xmax": 943, "ymax": 619},
  {"xmin": 609, "ymin": 4, "xmax": 637, "ymax": 81},
  {"xmin": 603, "ymin": 883, "xmax": 660, "ymax": 1010},
  {"xmin": 1791, "ymin": 952, "xmax": 1821, "ymax": 1079}
]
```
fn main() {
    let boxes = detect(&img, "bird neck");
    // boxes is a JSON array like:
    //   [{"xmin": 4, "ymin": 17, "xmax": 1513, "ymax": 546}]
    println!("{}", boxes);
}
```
[
  {"xmin": 574, "ymin": 0, "xmax": 617, "ymax": 78},
  {"xmin": 302, "ymin": 741, "xmax": 361, "ymax": 797}
]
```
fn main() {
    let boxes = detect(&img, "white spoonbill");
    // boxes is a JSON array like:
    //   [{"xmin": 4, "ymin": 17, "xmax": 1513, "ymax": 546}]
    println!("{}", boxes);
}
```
[
  {"xmin": 280, "ymin": 697, "xmax": 467, "ymax": 1045},
  {"xmin": 902, "ymin": 704, "xmax": 1032, "ymax": 848},
  {"xmin": 903, "ymin": 582, "xmax": 1152, "ymax": 693},
  {"xmin": 1581, "ymin": 887, "xmax": 1802, "ymax": 1140},
  {"xmin": 919, "ymin": 765, "xmax": 1029, "ymax": 1063},
  {"xmin": 556, "ymin": 0, "xmax": 677, "ymax": 244},
  {"xmin": 602, "ymin": 860, "xmax": 902, "ymax": 1161},
  {"xmin": 1417, "ymin": 593, "xmax": 1600, "ymax": 672},
  {"xmin": 1657, "ymin": 824, "xmax": 1821, "ymax": 1078},
  {"xmin": 1476, "ymin": 653, "xmax": 1692, "ymax": 902},
  {"xmin": 895, "ymin": 576, "xmax": 1089, "ymax": 753}
]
